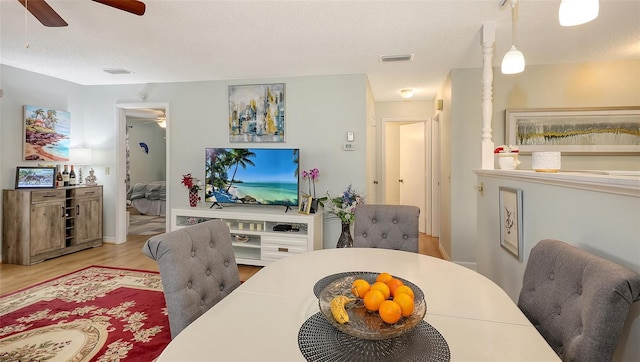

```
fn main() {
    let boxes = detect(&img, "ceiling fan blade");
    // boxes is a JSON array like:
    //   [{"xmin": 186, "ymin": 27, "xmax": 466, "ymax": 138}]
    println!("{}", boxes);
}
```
[
  {"xmin": 92, "ymin": 0, "xmax": 146, "ymax": 16},
  {"xmin": 18, "ymin": 0, "xmax": 68, "ymax": 27}
]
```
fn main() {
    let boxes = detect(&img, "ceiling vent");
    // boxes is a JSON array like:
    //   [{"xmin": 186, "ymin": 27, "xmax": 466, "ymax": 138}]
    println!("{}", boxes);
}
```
[
  {"xmin": 103, "ymin": 68, "xmax": 133, "ymax": 75},
  {"xmin": 379, "ymin": 54, "xmax": 414, "ymax": 63}
]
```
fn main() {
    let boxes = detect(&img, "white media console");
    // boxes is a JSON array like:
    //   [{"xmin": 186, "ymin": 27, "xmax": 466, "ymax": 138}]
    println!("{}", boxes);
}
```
[{"xmin": 171, "ymin": 206, "xmax": 323, "ymax": 266}]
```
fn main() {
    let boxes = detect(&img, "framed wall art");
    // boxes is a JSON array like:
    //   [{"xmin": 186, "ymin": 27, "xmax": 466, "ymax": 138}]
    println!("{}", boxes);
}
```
[
  {"xmin": 228, "ymin": 83, "xmax": 285, "ymax": 142},
  {"xmin": 506, "ymin": 107, "xmax": 640, "ymax": 154},
  {"xmin": 499, "ymin": 187, "xmax": 523, "ymax": 261},
  {"xmin": 15, "ymin": 166, "xmax": 57, "ymax": 189},
  {"xmin": 23, "ymin": 105, "xmax": 71, "ymax": 161}
]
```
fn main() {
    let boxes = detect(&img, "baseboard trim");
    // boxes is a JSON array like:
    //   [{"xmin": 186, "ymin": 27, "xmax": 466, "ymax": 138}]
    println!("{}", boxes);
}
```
[
  {"xmin": 453, "ymin": 261, "xmax": 477, "ymax": 271},
  {"xmin": 439, "ymin": 245, "xmax": 451, "ymax": 261}
]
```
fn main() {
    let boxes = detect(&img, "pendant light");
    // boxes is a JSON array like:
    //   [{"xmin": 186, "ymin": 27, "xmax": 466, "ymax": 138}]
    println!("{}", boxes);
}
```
[
  {"xmin": 501, "ymin": 0, "xmax": 525, "ymax": 74},
  {"xmin": 559, "ymin": 0, "xmax": 599, "ymax": 26}
]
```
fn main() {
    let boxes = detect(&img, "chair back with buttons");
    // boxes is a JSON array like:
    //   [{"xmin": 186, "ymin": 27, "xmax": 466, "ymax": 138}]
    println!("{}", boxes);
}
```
[
  {"xmin": 353, "ymin": 204, "xmax": 420, "ymax": 253},
  {"xmin": 518, "ymin": 239, "xmax": 640, "ymax": 362},
  {"xmin": 142, "ymin": 220, "xmax": 241, "ymax": 339}
]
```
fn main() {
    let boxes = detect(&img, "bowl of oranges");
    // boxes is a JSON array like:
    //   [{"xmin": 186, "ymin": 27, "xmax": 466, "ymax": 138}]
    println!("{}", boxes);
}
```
[{"xmin": 318, "ymin": 271, "xmax": 426, "ymax": 340}]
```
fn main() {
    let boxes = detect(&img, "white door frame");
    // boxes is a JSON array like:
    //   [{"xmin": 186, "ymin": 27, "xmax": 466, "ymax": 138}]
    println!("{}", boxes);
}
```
[
  {"xmin": 115, "ymin": 102, "xmax": 170, "ymax": 244},
  {"xmin": 430, "ymin": 113, "xmax": 440, "ymax": 237}
]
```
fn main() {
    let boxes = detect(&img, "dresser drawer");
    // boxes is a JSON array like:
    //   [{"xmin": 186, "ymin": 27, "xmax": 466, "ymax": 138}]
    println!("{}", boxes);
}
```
[
  {"xmin": 72, "ymin": 186, "xmax": 102, "ymax": 198},
  {"xmin": 261, "ymin": 236, "xmax": 308, "ymax": 261},
  {"xmin": 31, "ymin": 189, "xmax": 65, "ymax": 203}
]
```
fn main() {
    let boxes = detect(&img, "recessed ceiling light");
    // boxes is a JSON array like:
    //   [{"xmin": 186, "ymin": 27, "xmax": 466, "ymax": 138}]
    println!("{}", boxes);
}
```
[
  {"xmin": 400, "ymin": 89, "xmax": 414, "ymax": 98},
  {"xmin": 103, "ymin": 68, "xmax": 133, "ymax": 75},
  {"xmin": 379, "ymin": 54, "xmax": 414, "ymax": 63}
]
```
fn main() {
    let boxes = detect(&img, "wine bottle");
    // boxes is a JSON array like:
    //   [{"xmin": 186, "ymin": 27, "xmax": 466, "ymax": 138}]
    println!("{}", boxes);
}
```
[
  {"xmin": 56, "ymin": 167, "xmax": 64, "ymax": 188},
  {"xmin": 62, "ymin": 165, "xmax": 70, "ymax": 187},
  {"xmin": 69, "ymin": 165, "xmax": 77, "ymax": 186}
]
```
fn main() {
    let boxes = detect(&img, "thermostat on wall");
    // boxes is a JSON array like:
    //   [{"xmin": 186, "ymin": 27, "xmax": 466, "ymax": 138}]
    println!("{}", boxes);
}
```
[{"xmin": 343, "ymin": 143, "xmax": 356, "ymax": 151}]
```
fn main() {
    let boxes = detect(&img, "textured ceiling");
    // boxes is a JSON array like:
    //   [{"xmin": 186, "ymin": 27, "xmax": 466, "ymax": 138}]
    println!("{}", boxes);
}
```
[{"xmin": 1, "ymin": 0, "xmax": 638, "ymax": 101}]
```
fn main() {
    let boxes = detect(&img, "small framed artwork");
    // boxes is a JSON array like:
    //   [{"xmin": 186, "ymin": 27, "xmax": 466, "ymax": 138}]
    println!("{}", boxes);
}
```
[
  {"xmin": 499, "ymin": 187, "xmax": 523, "ymax": 261},
  {"xmin": 299, "ymin": 193, "xmax": 312, "ymax": 215},
  {"xmin": 228, "ymin": 83, "xmax": 285, "ymax": 143},
  {"xmin": 15, "ymin": 166, "xmax": 57, "ymax": 189}
]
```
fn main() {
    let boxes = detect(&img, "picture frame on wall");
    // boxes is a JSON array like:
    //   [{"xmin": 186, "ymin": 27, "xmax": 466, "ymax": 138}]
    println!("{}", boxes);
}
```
[
  {"xmin": 15, "ymin": 166, "xmax": 57, "ymax": 189},
  {"xmin": 228, "ymin": 83, "xmax": 285, "ymax": 143},
  {"xmin": 499, "ymin": 187, "xmax": 523, "ymax": 261},
  {"xmin": 505, "ymin": 107, "xmax": 640, "ymax": 154},
  {"xmin": 299, "ymin": 193, "xmax": 312, "ymax": 215},
  {"xmin": 23, "ymin": 105, "xmax": 71, "ymax": 161}
]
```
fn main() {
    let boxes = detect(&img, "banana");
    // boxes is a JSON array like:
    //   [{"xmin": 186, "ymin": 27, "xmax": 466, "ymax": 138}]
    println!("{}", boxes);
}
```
[{"xmin": 330, "ymin": 295, "xmax": 355, "ymax": 324}]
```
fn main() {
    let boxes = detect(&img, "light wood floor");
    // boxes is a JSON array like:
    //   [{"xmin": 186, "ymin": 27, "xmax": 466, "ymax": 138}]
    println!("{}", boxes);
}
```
[{"xmin": 0, "ymin": 233, "xmax": 443, "ymax": 295}]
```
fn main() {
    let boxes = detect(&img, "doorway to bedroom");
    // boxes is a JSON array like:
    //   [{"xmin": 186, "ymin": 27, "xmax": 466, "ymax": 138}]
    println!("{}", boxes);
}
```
[{"xmin": 125, "ymin": 108, "xmax": 167, "ymax": 237}]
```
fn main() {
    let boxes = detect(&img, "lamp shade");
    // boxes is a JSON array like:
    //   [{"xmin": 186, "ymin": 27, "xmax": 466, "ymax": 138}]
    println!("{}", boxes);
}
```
[
  {"xmin": 559, "ymin": 0, "xmax": 599, "ymax": 26},
  {"xmin": 501, "ymin": 45, "xmax": 525, "ymax": 74},
  {"xmin": 70, "ymin": 148, "xmax": 93, "ymax": 165}
]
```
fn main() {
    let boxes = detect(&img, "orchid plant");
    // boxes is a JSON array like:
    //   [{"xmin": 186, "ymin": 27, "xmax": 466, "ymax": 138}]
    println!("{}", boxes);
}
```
[{"xmin": 301, "ymin": 168, "xmax": 320, "ymax": 198}]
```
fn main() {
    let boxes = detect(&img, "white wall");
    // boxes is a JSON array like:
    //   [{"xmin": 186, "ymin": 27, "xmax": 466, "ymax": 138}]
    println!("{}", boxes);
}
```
[
  {"xmin": 125, "ymin": 119, "xmax": 166, "ymax": 185},
  {"xmin": 1, "ymin": 65, "xmax": 369, "ymax": 250},
  {"xmin": 476, "ymin": 173, "xmax": 640, "ymax": 361},
  {"xmin": 444, "ymin": 59, "xmax": 640, "ymax": 266}
]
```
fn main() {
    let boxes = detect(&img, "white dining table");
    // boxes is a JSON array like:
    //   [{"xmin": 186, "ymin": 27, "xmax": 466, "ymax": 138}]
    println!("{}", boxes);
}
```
[{"xmin": 157, "ymin": 248, "xmax": 560, "ymax": 361}]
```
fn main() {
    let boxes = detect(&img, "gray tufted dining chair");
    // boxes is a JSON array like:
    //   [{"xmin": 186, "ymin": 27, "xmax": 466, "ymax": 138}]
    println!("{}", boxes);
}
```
[
  {"xmin": 353, "ymin": 204, "xmax": 420, "ymax": 253},
  {"xmin": 142, "ymin": 220, "xmax": 241, "ymax": 339},
  {"xmin": 518, "ymin": 239, "xmax": 640, "ymax": 362}
]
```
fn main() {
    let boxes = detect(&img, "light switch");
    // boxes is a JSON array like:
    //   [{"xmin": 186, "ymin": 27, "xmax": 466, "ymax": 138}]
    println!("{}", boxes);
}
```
[{"xmin": 347, "ymin": 131, "xmax": 354, "ymax": 142}]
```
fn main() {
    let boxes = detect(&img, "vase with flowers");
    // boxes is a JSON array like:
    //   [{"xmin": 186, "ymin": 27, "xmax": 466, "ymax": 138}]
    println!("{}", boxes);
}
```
[
  {"xmin": 181, "ymin": 173, "xmax": 203, "ymax": 207},
  {"xmin": 494, "ymin": 145, "xmax": 521, "ymax": 170},
  {"xmin": 324, "ymin": 184, "xmax": 365, "ymax": 248},
  {"xmin": 301, "ymin": 168, "xmax": 325, "ymax": 213}
]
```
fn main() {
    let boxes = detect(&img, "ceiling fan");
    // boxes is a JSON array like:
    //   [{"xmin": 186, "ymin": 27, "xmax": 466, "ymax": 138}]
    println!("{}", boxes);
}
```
[{"xmin": 18, "ymin": 0, "xmax": 146, "ymax": 27}]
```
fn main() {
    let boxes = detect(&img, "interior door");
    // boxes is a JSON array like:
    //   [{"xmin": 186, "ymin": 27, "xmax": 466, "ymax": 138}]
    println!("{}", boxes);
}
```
[{"xmin": 399, "ymin": 122, "xmax": 426, "ymax": 232}]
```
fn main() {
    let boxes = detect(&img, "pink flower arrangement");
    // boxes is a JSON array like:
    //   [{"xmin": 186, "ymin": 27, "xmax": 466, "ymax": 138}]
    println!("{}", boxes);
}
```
[{"xmin": 301, "ymin": 168, "xmax": 320, "ymax": 198}]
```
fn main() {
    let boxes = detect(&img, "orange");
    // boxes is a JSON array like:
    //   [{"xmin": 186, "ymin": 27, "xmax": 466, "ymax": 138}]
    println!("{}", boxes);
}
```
[
  {"xmin": 394, "ymin": 285, "xmax": 415, "ymax": 300},
  {"xmin": 370, "ymin": 282, "xmax": 391, "ymax": 300},
  {"xmin": 351, "ymin": 279, "xmax": 371, "ymax": 298},
  {"xmin": 363, "ymin": 289, "xmax": 385, "ymax": 312},
  {"xmin": 376, "ymin": 272, "xmax": 393, "ymax": 284},
  {"xmin": 386, "ymin": 278, "xmax": 404, "ymax": 297},
  {"xmin": 393, "ymin": 293, "xmax": 415, "ymax": 317},
  {"xmin": 378, "ymin": 300, "xmax": 402, "ymax": 324}
]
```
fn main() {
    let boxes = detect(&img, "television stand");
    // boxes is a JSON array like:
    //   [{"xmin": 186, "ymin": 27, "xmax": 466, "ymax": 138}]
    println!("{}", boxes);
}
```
[
  {"xmin": 209, "ymin": 201, "xmax": 223, "ymax": 209},
  {"xmin": 283, "ymin": 204, "xmax": 292, "ymax": 213},
  {"xmin": 171, "ymin": 206, "xmax": 323, "ymax": 266}
]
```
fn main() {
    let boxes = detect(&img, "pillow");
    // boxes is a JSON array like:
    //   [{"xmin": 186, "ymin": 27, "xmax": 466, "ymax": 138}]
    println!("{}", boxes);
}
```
[
  {"xmin": 145, "ymin": 181, "xmax": 166, "ymax": 200},
  {"xmin": 130, "ymin": 183, "xmax": 147, "ymax": 200}
]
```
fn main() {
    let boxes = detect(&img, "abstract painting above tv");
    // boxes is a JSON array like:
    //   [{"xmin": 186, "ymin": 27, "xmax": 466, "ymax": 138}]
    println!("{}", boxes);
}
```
[
  {"xmin": 205, "ymin": 148, "xmax": 299, "ymax": 207},
  {"xmin": 23, "ymin": 105, "xmax": 70, "ymax": 161},
  {"xmin": 228, "ymin": 83, "xmax": 285, "ymax": 142}
]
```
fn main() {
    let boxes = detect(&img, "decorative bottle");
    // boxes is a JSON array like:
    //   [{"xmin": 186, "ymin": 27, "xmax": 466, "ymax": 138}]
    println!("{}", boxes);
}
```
[
  {"xmin": 62, "ymin": 165, "xmax": 70, "ymax": 186},
  {"xmin": 56, "ymin": 166, "xmax": 64, "ymax": 188},
  {"xmin": 69, "ymin": 165, "xmax": 76, "ymax": 186}
]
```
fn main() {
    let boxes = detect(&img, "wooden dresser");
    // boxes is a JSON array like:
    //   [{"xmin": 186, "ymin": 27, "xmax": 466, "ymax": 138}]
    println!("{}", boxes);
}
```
[{"xmin": 2, "ymin": 185, "xmax": 103, "ymax": 265}]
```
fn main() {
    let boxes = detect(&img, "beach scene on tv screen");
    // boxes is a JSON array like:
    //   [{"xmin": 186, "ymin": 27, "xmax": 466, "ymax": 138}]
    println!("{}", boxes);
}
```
[{"xmin": 205, "ymin": 148, "xmax": 299, "ymax": 206}]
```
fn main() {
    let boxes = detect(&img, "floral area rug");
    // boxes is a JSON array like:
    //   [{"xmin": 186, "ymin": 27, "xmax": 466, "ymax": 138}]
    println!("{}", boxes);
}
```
[{"xmin": 0, "ymin": 266, "xmax": 170, "ymax": 361}]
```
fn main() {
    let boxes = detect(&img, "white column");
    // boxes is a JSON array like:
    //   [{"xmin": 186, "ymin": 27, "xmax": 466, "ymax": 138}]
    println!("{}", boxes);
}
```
[{"xmin": 481, "ymin": 22, "xmax": 496, "ymax": 169}]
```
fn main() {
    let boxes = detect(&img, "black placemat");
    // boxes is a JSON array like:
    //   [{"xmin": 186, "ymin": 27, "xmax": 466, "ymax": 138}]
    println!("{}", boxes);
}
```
[
  {"xmin": 313, "ymin": 271, "xmax": 368, "ymax": 298},
  {"xmin": 298, "ymin": 312, "xmax": 450, "ymax": 362}
]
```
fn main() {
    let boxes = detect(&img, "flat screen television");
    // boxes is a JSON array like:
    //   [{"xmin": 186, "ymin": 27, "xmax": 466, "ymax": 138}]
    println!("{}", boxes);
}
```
[{"xmin": 205, "ymin": 148, "xmax": 299, "ymax": 207}]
